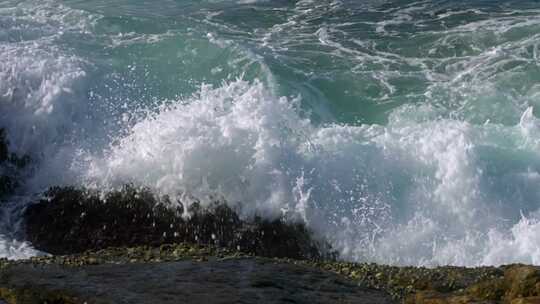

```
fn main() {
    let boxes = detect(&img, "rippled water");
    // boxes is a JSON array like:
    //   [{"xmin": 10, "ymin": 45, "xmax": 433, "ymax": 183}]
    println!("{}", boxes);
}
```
[{"xmin": 2, "ymin": 0, "xmax": 540, "ymax": 266}]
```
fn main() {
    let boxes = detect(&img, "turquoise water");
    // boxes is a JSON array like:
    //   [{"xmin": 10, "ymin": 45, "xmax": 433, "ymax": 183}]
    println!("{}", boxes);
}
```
[{"xmin": 2, "ymin": 0, "xmax": 540, "ymax": 266}]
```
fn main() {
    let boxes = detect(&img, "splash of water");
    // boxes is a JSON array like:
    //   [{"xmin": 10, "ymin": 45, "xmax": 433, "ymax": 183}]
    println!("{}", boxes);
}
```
[{"xmin": 1, "ymin": 0, "xmax": 540, "ymax": 266}]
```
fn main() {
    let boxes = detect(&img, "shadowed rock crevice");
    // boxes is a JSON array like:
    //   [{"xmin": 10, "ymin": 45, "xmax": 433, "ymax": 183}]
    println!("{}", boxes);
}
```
[{"xmin": 24, "ymin": 186, "xmax": 334, "ymax": 260}]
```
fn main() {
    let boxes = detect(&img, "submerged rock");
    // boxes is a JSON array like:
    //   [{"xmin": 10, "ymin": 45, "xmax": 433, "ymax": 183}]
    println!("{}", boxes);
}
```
[
  {"xmin": 0, "ymin": 129, "xmax": 13, "ymax": 198},
  {"xmin": 0, "ymin": 175, "xmax": 16, "ymax": 200},
  {"xmin": 0, "ymin": 129, "xmax": 7, "ymax": 164},
  {"xmin": 23, "ymin": 186, "xmax": 333, "ymax": 260},
  {"xmin": 0, "ymin": 129, "xmax": 30, "ymax": 199}
]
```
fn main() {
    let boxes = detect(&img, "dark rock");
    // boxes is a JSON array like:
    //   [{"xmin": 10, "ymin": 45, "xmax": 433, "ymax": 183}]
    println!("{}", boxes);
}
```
[
  {"xmin": 0, "ymin": 129, "xmax": 8, "ymax": 164},
  {"xmin": 0, "ymin": 129, "xmax": 29, "ymax": 168},
  {"xmin": 24, "ymin": 186, "xmax": 333, "ymax": 260},
  {"xmin": 0, "ymin": 176, "xmax": 16, "ymax": 199}
]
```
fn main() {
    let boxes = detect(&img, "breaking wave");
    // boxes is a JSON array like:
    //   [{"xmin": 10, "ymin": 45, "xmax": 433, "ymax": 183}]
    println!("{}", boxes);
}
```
[{"xmin": 1, "ymin": 0, "xmax": 540, "ymax": 266}]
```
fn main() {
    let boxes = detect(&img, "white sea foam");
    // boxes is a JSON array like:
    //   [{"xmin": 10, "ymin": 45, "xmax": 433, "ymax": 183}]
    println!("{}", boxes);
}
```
[
  {"xmin": 82, "ymin": 78, "xmax": 540, "ymax": 266},
  {"xmin": 0, "ymin": 43, "xmax": 88, "ymax": 154},
  {"xmin": 0, "ymin": 0, "xmax": 96, "ymax": 259},
  {"xmin": 0, "ymin": 0, "xmax": 95, "ymax": 156},
  {"xmin": 0, "ymin": 200, "xmax": 43, "ymax": 260},
  {"xmin": 2, "ymin": 0, "xmax": 540, "ymax": 266}
]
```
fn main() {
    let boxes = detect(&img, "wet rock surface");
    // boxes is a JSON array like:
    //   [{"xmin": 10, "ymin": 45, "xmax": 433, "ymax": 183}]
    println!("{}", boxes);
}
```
[
  {"xmin": 2, "ymin": 243, "xmax": 540, "ymax": 304},
  {"xmin": 0, "ymin": 255, "xmax": 393, "ymax": 304},
  {"xmin": 24, "ymin": 186, "xmax": 332, "ymax": 260}
]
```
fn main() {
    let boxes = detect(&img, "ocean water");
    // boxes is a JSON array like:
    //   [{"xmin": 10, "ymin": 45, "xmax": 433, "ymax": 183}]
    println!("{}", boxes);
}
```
[{"xmin": 2, "ymin": 0, "xmax": 540, "ymax": 266}]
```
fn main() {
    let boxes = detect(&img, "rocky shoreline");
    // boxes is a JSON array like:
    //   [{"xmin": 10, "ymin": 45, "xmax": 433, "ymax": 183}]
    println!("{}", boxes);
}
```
[
  {"xmin": 2, "ymin": 129, "xmax": 540, "ymax": 303},
  {"xmin": 2, "ymin": 243, "xmax": 540, "ymax": 304},
  {"xmin": 9, "ymin": 186, "xmax": 540, "ymax": 304},
  {"xmin": 0, "ymin": 244, "xmax": 393, "ymax": 304}
]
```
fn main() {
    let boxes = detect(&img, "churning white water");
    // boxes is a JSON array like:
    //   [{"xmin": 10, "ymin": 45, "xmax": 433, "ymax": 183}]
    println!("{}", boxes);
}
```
[{"xmin": 1, "ymin": 0, "xmax": 540, "ymax": 266}]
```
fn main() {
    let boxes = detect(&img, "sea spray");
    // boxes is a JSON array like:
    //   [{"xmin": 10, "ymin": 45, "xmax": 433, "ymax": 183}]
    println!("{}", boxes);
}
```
[
  {"xmin": 83, "ymin": 78, "xmax": 540, "ymax": 266},
  {"xmin": 1, "ymin": 0, "xmax": 540, "ymax": 266}
]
